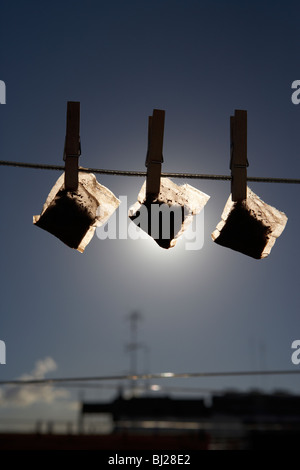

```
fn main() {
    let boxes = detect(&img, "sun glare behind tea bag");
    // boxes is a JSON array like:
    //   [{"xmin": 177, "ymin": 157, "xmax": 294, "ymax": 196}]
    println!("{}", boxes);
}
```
[
  {"xmin": 129, "ymin": 178, "xmax": 210, "ymax": 249},
  {"xmin": 33, "ymin": 172, "xmax": 120, "ymax": 252},
  {"xmin": 131, "ymin": 109, "xmax": 210, "ymax": 248}
]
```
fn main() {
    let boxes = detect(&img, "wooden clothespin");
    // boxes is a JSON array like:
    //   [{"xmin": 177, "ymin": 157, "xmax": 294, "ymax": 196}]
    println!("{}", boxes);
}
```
[
  {"xmin": 230, "ymin": 109, "xmax": 248, "ymax": 202},
  {"xmin": 63, "ymin": 101, "xmax": 81, "ymax": 191},
  {"xmin": 145, "ymin": 109, "xmax": 165, "ymax": 200}
]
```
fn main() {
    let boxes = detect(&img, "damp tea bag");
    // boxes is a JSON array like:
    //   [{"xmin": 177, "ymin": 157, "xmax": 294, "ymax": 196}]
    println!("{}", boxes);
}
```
[
  {"xmin": 129, "ymin": 177, "xmax": 210, "ymax": 249},
  {"xmin": 211, "ymin": 187, "xmax": 287, "ymax": 259},
  {"xmin": 33, "ymin": 172, "xmax": 120, "ymax": 252}
]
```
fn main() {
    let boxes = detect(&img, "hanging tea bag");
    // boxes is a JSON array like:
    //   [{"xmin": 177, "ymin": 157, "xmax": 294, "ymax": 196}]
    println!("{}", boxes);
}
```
[
  {"xmin": 33, "ymin": 172, "xmax": 120, "ymax": 252},
  {"xmin": 129, "ymin": 177, "xmax": 210, "ymax": 249},
  {"xmin": 130, "ymin": 109, "xmax": 210, "ymax": 248},
  {"xmin": 211, "ymin": 187, "xmax": 287, "ymax": 259}
]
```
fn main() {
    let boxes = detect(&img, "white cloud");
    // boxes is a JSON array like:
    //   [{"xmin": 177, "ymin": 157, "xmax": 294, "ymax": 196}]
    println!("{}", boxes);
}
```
[{"xmin": 0, "ymin": 357, "xmax": 71, "ymax": 408}]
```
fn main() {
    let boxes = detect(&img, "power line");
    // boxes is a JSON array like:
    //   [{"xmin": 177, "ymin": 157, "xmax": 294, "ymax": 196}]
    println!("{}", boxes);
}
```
[
  {"xmin": 0, "ymin": 369, "xmax": 299, "ymax": 386},
  {"xmin": 0, "ymin": 160, "xmax": 300, "ymax": 184}
]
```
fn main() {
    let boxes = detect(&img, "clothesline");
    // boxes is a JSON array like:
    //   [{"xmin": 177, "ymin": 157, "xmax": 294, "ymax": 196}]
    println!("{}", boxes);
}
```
[{"xmin": 0, "ymin": 160, "xmax": 300, "ymax": 184}]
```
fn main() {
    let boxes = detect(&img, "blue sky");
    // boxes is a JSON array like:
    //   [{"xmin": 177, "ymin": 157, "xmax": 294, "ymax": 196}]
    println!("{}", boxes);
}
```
[{"xmin": 0, "ymin": 0, "xmax": 300, "ymax": 426}]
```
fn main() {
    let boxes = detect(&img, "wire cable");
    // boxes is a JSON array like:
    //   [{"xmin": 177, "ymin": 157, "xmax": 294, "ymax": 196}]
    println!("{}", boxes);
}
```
[
  {"xmin": 0, "ymin": 160, "xmax": 300, "ymax": 184},
  {"xmin": 0, "ymin": 369, "xmax": 299, "ymax": 386}
]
